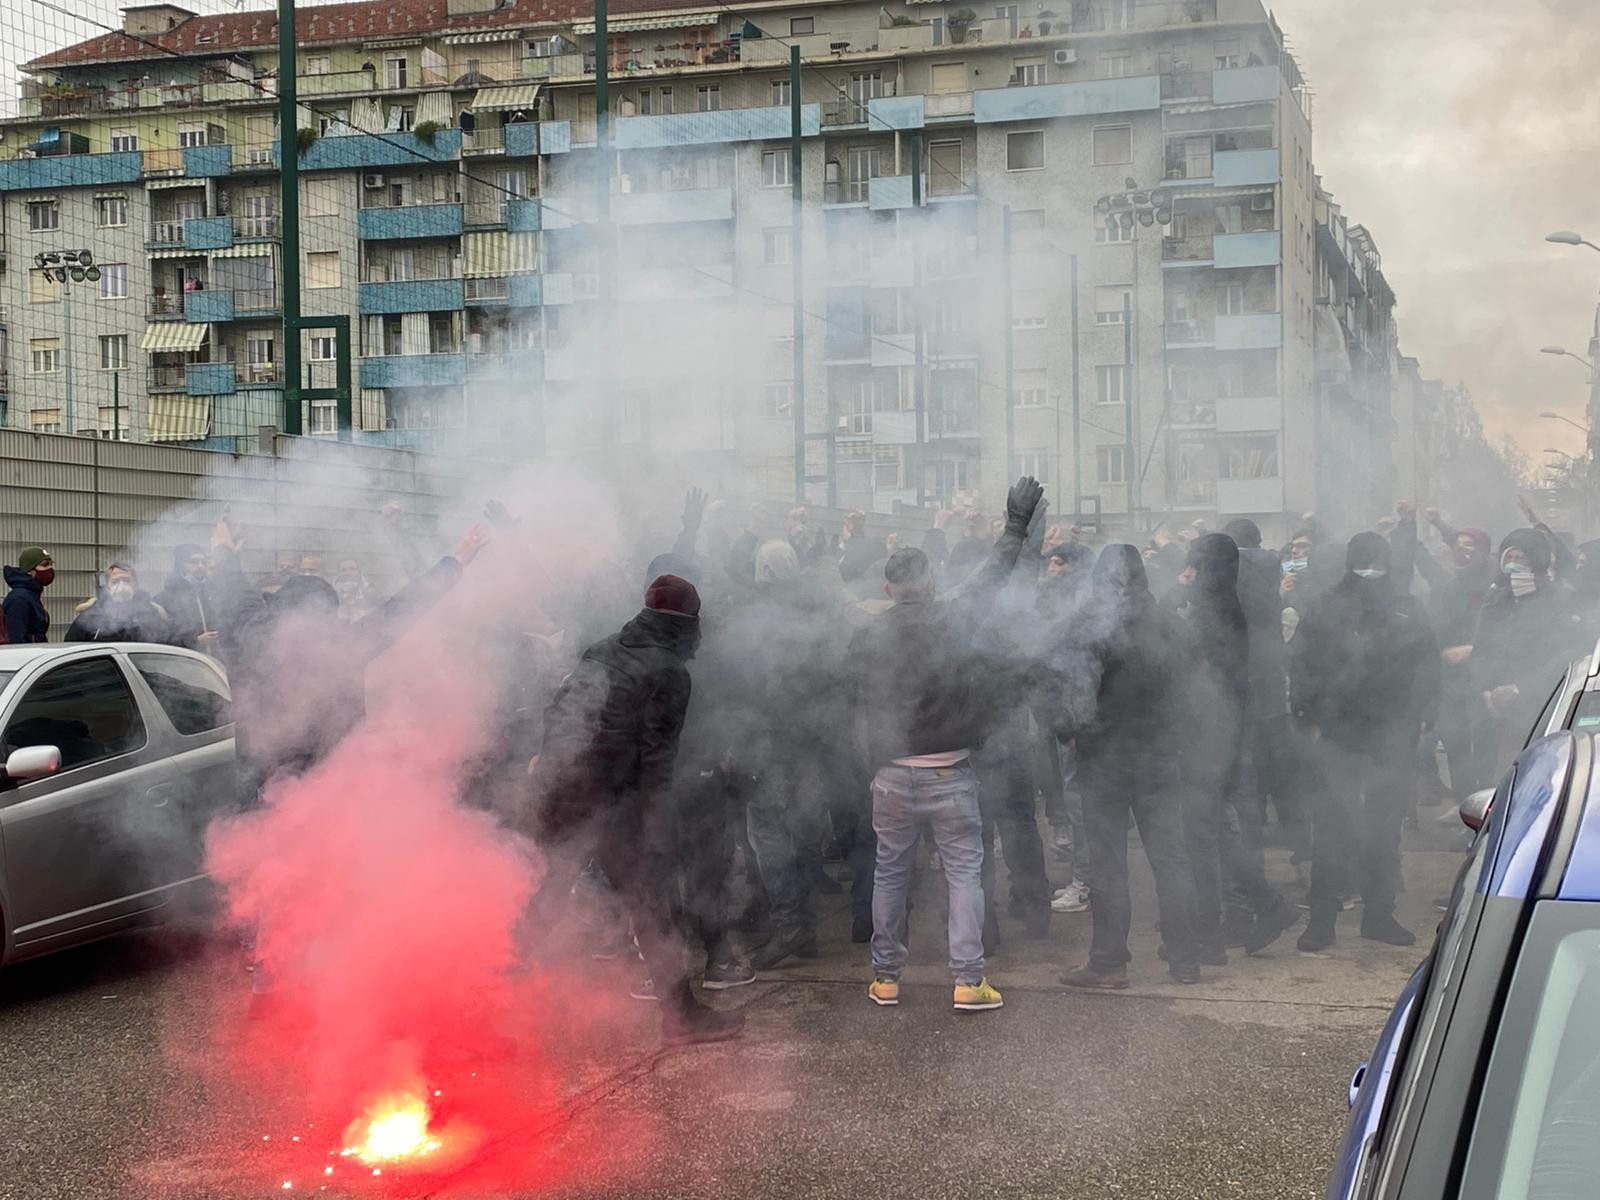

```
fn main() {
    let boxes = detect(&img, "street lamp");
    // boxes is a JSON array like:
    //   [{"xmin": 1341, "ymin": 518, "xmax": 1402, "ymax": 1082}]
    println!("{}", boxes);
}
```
[
  {"xmin": 1546, "ymin": 230, "xmax": 1600, "ymax": 254},
  {"xmin": 1541, "ymin": 345, "xmax": 1599, "ymax": 373},
  {"xmin": 32, "ymin": 249, "xmax": 103, "ymax": 437},
  {"xmin": 1539, "ymin": 410, "xmax": 1590, "ymax": 435}
]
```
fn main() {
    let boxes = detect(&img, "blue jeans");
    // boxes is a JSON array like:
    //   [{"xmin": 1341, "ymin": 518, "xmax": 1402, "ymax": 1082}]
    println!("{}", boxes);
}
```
[{"xmin": 870, "ymin": 763, "xmax": 985, "ymax": 985}]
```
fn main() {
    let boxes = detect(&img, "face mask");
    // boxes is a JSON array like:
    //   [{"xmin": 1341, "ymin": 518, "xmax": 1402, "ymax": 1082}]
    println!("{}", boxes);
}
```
[
  {"xmin": 1507, "ymin": 567, "xmax": 1537, "ymax": 598},
  {"xmin": 1353, "ymin": 567, "xmax": 1387, "ymax": 580},
  {"xmin": 33, "ymin": 567, "xmax": 55, "ymax": 587},
  {"xmin": 1282, "ymin": 559, "xmax": 1307, "ymax": 577},
  {"xmin": 108, "ymin": 580, "xmax": 135, "ymax": 601}
]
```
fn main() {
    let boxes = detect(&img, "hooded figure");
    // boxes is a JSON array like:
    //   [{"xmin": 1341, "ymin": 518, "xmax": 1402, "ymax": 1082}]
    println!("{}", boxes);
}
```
[
  {"xmin": 534, "ymin": 575, "xmax": 743, "ymax": 1047},
  {"xmin": 1058, "ymin": 545, "xmax": 1202, "ymax": 990},
  {"xmin": 156, "ymin": 543, "xmax": 216, "ymax": 650},
  {"xmin": 1289, "ymin": 532, "xmax": 1441, "ymax": 952},
  {"xmin": 66, "ymin": 566, "xmax": 171, "ymax": 644},
  {"xmin": 3, "ymin": 547, "xmax": 55, "ymax": 644},
  {"xmin": 1472, "ymin": 527, "xmax": 1576, "ymax": 758}
]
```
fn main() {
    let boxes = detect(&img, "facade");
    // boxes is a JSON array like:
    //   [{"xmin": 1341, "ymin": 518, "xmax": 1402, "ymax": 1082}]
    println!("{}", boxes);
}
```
[{"xmin": 0, "ymin": 0, "xmax": 1370, "ymax": 535}]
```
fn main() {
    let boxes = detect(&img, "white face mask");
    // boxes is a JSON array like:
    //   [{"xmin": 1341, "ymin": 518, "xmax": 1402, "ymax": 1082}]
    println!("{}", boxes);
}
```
[
  {"xmin": 107, "ymin": 580, "xmax": 135, "ymax": 601},
  {"xmin": 1353, "ymin": 567, "xmax": 1387, "ymax": 580},
  {"xmin": 1506, "ymin": 568, "xmax": 1537, "ymax": 598}
]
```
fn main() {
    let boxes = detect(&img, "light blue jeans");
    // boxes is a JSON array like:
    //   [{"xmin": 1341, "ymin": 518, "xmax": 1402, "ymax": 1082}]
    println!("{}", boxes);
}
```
[{"xmin": 870, "ymin": 763, "xmax": 985, "ymax": 985}]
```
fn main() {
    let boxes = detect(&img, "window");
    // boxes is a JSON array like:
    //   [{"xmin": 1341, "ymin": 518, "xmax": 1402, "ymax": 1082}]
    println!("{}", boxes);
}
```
[
  {"xmin": 930, "ymin": 62, "xmax": 966, "ymax": 93},
  {"xmin": 99, "ymin": 334, "xmax": 129, "ymax": 371},
  {"xmin": 318, "ymin": 110, "xmax": 346, "ymax": 137},
  {"xmin": 765, "ymin": 383, "xmax": 794, "ymax": 417},
  {"xmin": 306, "ymin": 251, "xmax": 341, "ymax": 289},
  {"xmin": 1099, "ymin": 53, "xmax": 1130, "ymax": 79},
  {"xmin": 29, "ymin": 409, "xmax": 63, "ymax": 433},
  {"xmin": 1006, "ymin": 130, "xmax": 1044, "ymax": 171},
  {"xmin": 658, "ymin": 87, "xmax": 674, "ymax": 114},
  {"xmin": 762, "ymin": 149, "xmax": 791, "ymax": 187},
  {"xmin": 1216, "ymin": 202, "xmax": 1244, "ymax": 233},
  {"xmin": 763, "ymin": 227, "xmax": 792, "ymax": 265},
  {"xmin": 309, "ymin": 401, "xmax": 337, "ymax": 436},
  {"xmin": 305, "ymin": 178, "xmax": 339, "ymax": 217},
  {"xmin": 1220, "ymin": 435, "xmax": 1278, "ymax": 479},
  {"xmin": 1011, "ymin": 57, "xmax": 1044, "ymax": 86},
  {"xmin": 1015, "ymin": 372, "xmax": 1047, "ymax": 408},
  {"xmin": 771, "ymin": 78, "xmax": 791, "ymax": 106},
  {"xmin": 384, "ymin": 55, "xmax": 408, "ymax": 89},
  {"xmin": 931, "ymin": 16, "xmax": 944, "ymax": 45},
  {"xmin": 845, "ymin": 145, "xmax": 880, "ymax": 201},
  {"xmin": 305, "ymin": 54, "xmax": 331, "ymax": 75},
  {"xmin": 1011, "ymin": 295, "xmax": 1047, "ymax": 330},
  {"xmin": 1018, "ymin": 450, "xmax": 1049, "ymax": 483},
  {"xmin": 309, "ymin": 335, "xmax": 336, "ymax": 361},
  {"xmin": 110, "ymin": 127, "xmax": 138, "ymax": 152},
  {"xmin": 1214, "ymin": 39, "xmax": 1242, "ymax": 69},
  {"xmin": 1096, "ymin": 218, "xmax": 1133, "ymax": 244},
  {"xmin": 1097, "ymin": 445, "xmax": 1128, "ymax": 484},
  {"xmin": 1096, "ymin": 364, "xmax": 1130, "ymax": 405},
  {"xmin": 697, "ymin": 85, "xmax": 721, "ymax": 112},
  {"xmin": 847, "ymin": 71, "xmax": 882, "ymax": 120},
  {"xmin": 1093, "ymin": 124, "xmax": 1132, "ymax": 165},
  {"xmin": 177, "ymin": 123, "xmax": 207, "ymax": 148},
  {"xmin": 247, "ymin": 335, "xmax": 277, "ymax": 374},
  {"xmin": 1, "ymin": 657, "xmax": 146, "ymax": 774},
  {"xmin": 1104, "ymin": 0, "xmax": 1133, "ymax": 29},
  {"xmin": 29, "ymin": 269, "xmax": 59, "ymax": 305},
  {"xmin": 1095, "ymin": 285, "xmax": 1131, "ymax": 324},
  {"xmin": 526, "ymin": 38, "xmax": 552, "ymax": 58},
  {"xmin": 995, "ymin": 3, "xmax": 1020, "ymax": 37},
  {"xmin": 28, "ymin": 200, "xmax": 59, "ymax": 231},
  {"xmin": 131, "ymin": 653, "xmax": 231, "ymax": 735},
  {"xmin": 396, "ymin": 106, "xmax": 415, "ymax": 132},
  {"xmin": 928, "ymin": 139, "xmax": 965, "ymax": 195},
  {"xmin": 30, "ymin": 338, "xmax": 62, "ymax": 374},
  {"xmin": 495, "ymin": 168, "xmax": 529, "ymax": 198},
  {"xmin": 1217, "ymin": 282, "xmax": 1245, "ymax": 316},
  {"xmin": 790, "ymin": 16, "xmax": 814, "ymax": 34},
  {"xmin": 99, "ymin": 263, "xmax": 128, "ymax": 300},
  {"xmin": 96, "ymin": 195, "xmax": 128, "ymax": 227}
]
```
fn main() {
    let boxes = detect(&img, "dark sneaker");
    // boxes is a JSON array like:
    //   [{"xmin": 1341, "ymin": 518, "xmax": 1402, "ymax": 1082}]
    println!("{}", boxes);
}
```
[
  {"xmin": 1360, "ymin": 914, "xmax": 1417, "ymax": 947},
  {"xmin": 702, "ymin": 955, "xmax": 756, "ymax": 990},
  {"xmin": 1061, "ymin": 964, "xmax": 1129, "ymax": 990},
  {"xmin": 1168, "ymin": 962, "xmax": 1201, "ymax": 985},
  {"xmin": 661, "ymin": 1003, "xmax": 745, "ymax": 1046},
  {"xmin": 851, "ymin": 916, "xmax": 873, "ymax": 944},
  {"xmin": 1245, "ymin": 895, "xmax": 1299, "ymax": 956},
  {"xmin": 816, "ymin": 870, "xmax": 844, "ymax": 896},
  {"xmin": 750, "ymin": 924, "xmax": 817, "ymax": 970},
  {"xmin": 1198, "ymin": 941, "xmax": 1228, "ymax": 967},
  {"xmin": 1298, "ymin": 912, "xmax": 1337, "ymax": 954}
]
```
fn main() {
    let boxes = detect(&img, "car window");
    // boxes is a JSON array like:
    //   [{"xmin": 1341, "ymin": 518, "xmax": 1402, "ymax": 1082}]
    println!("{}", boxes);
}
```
[
  {"xmin": 131, "ymin": 653, "xmax": 231, "ymax": 735},
  {"xmin": 1569, "ymin": 688, "xmax": 1600, "ymax": 732},
  {"xmin": 1, "ymin": 657, "xmax": 147, "ymax": 774},
  {"xmin": 1459, "ymin": 901, "xmax": 1600, "ymax": 1199},
  {"xmin": 0, "ymin": 671, "xmax": 14, "ymax": 692},
  {"xmin": 1532, "ymin": 675, "xmax": 1569, "ymax": 743}
]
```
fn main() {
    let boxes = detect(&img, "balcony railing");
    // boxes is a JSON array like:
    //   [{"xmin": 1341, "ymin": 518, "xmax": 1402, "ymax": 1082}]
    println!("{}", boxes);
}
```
[
  {"xmin": 224, "ymin": 361, "xmax": 284, "ymax": 385},
  {"xmin": 147, "ymin": 293, "xmax": 187, "ymax": 317},
  {"xmin": 234, "ymin": 143, "xmax": 277, "ymax": 170},
  {"xmin": 233, "ymin": 214, "xmax": 281, "ymax": 239},
  {"xmin": 1161, "ymin": 235, "xmax": 1213, "ymax": 263},
  {"xmin": 1165, "ymin": 319, "xmax": 1216, "ymax": 345},
  {"xmin": 1160, "ymin": 71, "xmax": 1214, "ymax": 103},
  {"xmin": 142, "ymin": 148, "xmax": 185, "ymax": 175},
  {"xmin": 464, "ymin": 277, "xmax": 510, "ymax": 301},
  {"xmin": 822, "ymin": 85, "xmax": 897, "ymax": 127},
  {"xmin": 925, "ymin": 91, "xmax": 974, "ymax": 119},
  {"xmin": 147, "ymin": 364, "xmax": 188, "ymax": 391},
  {"xmin": 148, "ymin": 220, "xmax": 186, "ymax": 245},
  {"xmin": 825, "ymin": 180, "xmax": 873, "ymax": 204},
  {"xmin": 461, "ymin": 124, "xmax": 505, "ymax": 154},
  {"xmin": 232, "ymin": 288, "xmax": 280, "ymax": 314}
]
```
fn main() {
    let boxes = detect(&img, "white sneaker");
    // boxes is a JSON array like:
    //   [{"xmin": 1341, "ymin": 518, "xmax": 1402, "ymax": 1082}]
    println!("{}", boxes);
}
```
[{"xmin": 1051, "ymin": 883, "xmax": 1090, "ymax": 913}]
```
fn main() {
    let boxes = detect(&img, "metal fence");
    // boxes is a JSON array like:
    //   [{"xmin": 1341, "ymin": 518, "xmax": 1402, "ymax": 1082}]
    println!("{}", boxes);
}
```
[{"xmin": 0, "ymin": 428, "xmax": 485, "ymax": 637}]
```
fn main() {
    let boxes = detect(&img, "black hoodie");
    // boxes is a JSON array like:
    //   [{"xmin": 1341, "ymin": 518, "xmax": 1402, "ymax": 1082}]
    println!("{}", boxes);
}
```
[{"xmin": 1077, "ymin": 545, "xmax": 1191, "ymax": 746}]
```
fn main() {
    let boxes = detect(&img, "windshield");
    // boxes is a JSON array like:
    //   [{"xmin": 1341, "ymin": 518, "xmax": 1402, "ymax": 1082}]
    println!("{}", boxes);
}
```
[{"xmin": 1461, "ymin": 901, "xmax": 1600, "ymax": 1199}]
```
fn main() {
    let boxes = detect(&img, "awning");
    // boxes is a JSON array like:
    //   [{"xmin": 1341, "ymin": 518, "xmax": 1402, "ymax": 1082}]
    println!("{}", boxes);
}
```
[
  {"xmin": 462, "ymin": 231, "xmax": 538, "ymax": 278},
  {"xmin": 443, "ymin": 30, "xmax": 523, "ymax": 44},
  {"xmin": 148, "ymin": 395, "xmax": 212, "ymax": 442},
  {"xmin": 146, "ymin": 177, "xmax": 206, "ymax": 191},
  {"xmin": 147, "ymin": 248, "xmax": 206, "ymax": 260},
  {"xmin": 210, "ymin": 245, "xmax": 275, "ymax": 259},
  {"xmin": 415, "ymin": 89, "xmax": 453, "ymax": 128},
  {"xmin": 471, "ymin": 84, "xmax": 542, "ymax": 111},
  {"xmin": 141, "ymin": 322, "xmax": 210, "ymax": 352},
  {"xmin": 572, "ymin": 11, "xmax": 718, "ymax": 33}
]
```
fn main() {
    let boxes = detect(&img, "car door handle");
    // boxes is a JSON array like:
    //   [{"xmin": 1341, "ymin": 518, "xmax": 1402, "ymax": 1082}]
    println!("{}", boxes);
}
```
[{"xmin": 146, "ymin": 784, "xmax": 177, "ymax": 809}]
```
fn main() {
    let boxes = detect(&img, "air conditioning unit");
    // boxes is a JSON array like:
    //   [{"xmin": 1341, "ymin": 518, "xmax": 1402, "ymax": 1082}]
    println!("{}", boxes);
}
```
[
  {"xmin": 1053, "ymin": 48, "xmax": 1077, "ymax": 65},
  {"xmin": 363, "ymin": 172, "xmax": 386, "ymax": 189},
  {"xmin": 1250, "ymin": 194, "xmax": 1274, "ymax": 212}
]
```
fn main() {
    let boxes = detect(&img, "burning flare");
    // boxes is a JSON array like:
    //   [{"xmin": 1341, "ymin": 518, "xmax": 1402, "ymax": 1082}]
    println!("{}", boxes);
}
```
[{"xmin": 342, "ymin": 1091, "xmax": 442, "ymax": 1165}]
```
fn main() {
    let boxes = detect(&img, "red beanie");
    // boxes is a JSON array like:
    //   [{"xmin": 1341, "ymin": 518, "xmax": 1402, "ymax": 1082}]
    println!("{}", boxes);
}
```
[{"xmin": 645, "ymin": 573, "xmax": 701, "ymax": 618}]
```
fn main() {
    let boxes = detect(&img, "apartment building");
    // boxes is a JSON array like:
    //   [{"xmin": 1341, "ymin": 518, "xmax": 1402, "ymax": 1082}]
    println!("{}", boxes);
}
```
[{"xmin": 0, "ymin": 0, "xmax": 1361, "ymax": 534}]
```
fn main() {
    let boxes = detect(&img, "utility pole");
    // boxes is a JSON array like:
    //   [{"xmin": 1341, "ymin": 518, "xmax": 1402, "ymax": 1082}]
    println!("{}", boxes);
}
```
[
  {"xmin": 63, "ymin": 278, "xmax": 75, "ymax": 435},
  {"xmin": 1002, "ymin": 204, "xmax": 1014, "ymax": 481},
  {"xmin": 790, "ymin": 44, "xmax": 805, "ymax": 504},
  {"xmin": 1070, "ymin": 253, "xmax": 1081, "ymax": 522},
  {"xmin": 593, "ymin": 0, "xmax": 617, "ymax": 460},
  {"xmin": 913, "ymin": 231, "xmax": 926, "ymax": 508},
  {"xmin": 112, "ymin": 369, "xmax": 120, "ymax": 440},
  {"xmin": 1123, "ymin": 291, "xmax": 1135, "ymax": 527},
  {"xmin": 277, "ymin": 0, "xmax": 303, "ymax": 435}
]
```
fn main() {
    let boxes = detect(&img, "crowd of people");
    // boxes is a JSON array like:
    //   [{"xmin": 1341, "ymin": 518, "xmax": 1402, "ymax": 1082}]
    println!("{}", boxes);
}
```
[{"xmin": 3, "ymin": 479, "xmax": 1596, "ymax": 1047}]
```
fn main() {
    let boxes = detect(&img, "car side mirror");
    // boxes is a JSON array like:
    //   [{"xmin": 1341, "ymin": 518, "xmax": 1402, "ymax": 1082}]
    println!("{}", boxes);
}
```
[
  {"xmin": 1460, "ymin": 787, "xmax": 1495, "ymax": 832},
  {"xmin": 3, "ymin": 745, "xmax": 62, "ymax": 782}
]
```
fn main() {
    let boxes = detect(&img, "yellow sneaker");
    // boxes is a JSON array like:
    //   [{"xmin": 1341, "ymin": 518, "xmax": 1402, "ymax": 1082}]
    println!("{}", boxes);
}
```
[
  {"xmin": 868, "ymin": 978, "xmax": 900, "ymax": 1006},
  {"xmin": 953, "ymin": 979, "xmax": 1004, "ymax": 1011}
]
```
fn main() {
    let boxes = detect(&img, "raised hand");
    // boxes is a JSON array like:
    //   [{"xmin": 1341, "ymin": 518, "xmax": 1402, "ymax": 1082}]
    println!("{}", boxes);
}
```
[
  {"xmin": 1006, "ymin": 476, "xmax": 1046, "ymax": 531},
  {"xmin": 682, "ymin": 486, "xmax": 707, "ymax": 532},
  {"xmin": 454, "ymin": 523, "xmax": 491, "ymax": 566}
]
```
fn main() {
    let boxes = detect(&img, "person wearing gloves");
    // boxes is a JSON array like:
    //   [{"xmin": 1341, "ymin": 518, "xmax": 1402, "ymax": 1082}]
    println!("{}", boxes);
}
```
[
  {"xmin": 4, "ymin": 547, "xmax": 55, "ymax": 644},
  {"xmin": 1290, "ymin": 533, "xmax": 1441, "ymax": 952},
  {"xmin": 849, "ymin": 476, "xmax": 1046, "ymax": 1014}
]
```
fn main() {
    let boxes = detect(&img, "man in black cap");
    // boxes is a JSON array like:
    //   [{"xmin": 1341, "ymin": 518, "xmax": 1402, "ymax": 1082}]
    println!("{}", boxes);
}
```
[{"xmin": 1290, "ymin": 532, "xmax": 1440, "ymax": 951}]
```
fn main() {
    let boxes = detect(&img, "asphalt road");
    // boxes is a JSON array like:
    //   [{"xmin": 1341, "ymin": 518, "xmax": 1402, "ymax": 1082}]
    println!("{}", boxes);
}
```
[{"xmin": 0, "ymin": 834, "xmax": 1459, "ymax": 1200}]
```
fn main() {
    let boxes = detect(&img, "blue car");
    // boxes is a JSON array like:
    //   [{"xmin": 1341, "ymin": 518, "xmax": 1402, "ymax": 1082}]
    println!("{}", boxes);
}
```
[{"xmin": 1328, "ymin": 654, "xmax": 1600, "ymax": 1200}]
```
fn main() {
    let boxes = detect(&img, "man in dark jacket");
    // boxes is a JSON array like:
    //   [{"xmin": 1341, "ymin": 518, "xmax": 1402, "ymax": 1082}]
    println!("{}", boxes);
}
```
[
  {"xmin": 66, "ymin": 564, "xmax": 171, "ymax": 644},
  {"xmin": 1060, "ymin": 545, "xmax": 1202, "ymax": 989},
  {"xmin": 535, "ymin": 574, "xmax": 743, "ymax": 1046},
  {"xmin": 849, "ymin": 476, "xmax": 1044, "ymax": 1013},
  {"xmin": 4, "ymin": 548, "xmax": 55, "ymax": 644},
  {"xmin": 156, "ymin": 543, "xmax": 218, "ymax": 651},
  {"xmin": 1290, "ymin": 532, "xmax": 1441, "ymax": 951}
]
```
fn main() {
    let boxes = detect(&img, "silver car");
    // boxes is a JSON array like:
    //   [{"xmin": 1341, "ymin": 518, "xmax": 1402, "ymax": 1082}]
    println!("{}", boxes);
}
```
[{"xmin": 0, "ymin": 643, "xmax": 236, "ymax": 967}]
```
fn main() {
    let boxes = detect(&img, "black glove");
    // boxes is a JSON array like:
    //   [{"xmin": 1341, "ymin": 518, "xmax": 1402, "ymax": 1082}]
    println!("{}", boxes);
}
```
[
  {"xmin": 482, "ymin": 499, "xmax": 517, "ymax": 530},
  {"xmin": 1006, "ymin": 476, "xmax": 1045, "ymax": 534}
]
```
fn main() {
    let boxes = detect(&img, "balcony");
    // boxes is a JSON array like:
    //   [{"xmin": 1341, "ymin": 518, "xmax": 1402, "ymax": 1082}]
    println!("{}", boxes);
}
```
[
  {"xmin": 925, "ymin": 91, "xmax": 974, "ymax": 119},
  {"xmin": 1215, "ymin": 396, "xmax": 1282, "ymax": 433},
  {"xmin": 871, "ymin": 410, "xmax": 917, "ymax": 445},
  {"xmin": 1213, "ymin": 65, "xmax": 1281, "ymax": 106},
  {"xmin": 1161, "ymin": 235, "xmax": 1214, "ymax": 266},
  {"xmin": 183, "ymin": 145, "xmax": 233, "ymax": 178},
  {"xmin": 870, "ymin": 330, "xmax": 915, "ymax": 368},
  {"xmin": 1213, "ymin": 149, "xmax": 1280, "ymax": 188},
  {"xmin": 611, "ymin": 187, "xmax": 733, "ymax": 225},
  {"xmin": 185, "ymin": 362, "xmax": 236, "ymax": 396},
  {"xmin": 1215, "ymin": 476, "xmax": 1284, "ymax": 515},
  {"xmin": 184, "ymin": 216, "xmax": 234, "ymax": 251},
  {"xmin": 973, "ymin": 75, "xmax": 1160, "ymax": 124},
  {"xmin": 868, "ymin": 174, "xmax": 926, "ymax": 211},
  {"xmin": 183, "ymin": 289, "xmax": 235, "ymax": 322},
  {"xmin": 464, "ymin": 276, "xmax": 510, "ymax": 302},
  {"xmin": 614, "ymin": 104, "xmax": 823, "ymax": 150},
  {"xmin": 466, "ymin": 349, "xmax": 543, "ymax": 378},
  {"xmin": 1166, "ymin": 319, "xmax": 1215, "ymax": 347},
  {"xmin": 233, "ymin": 143, "xmax": 278, "ymax": 171},
  {"xmin": 1161, "ymin": 71, "xmax": 1213, "ymax": 104},
  {"xmin": 358, "ymin": 279, "xmax": 466, "ymax": 315},
  {"xmin": 147, "ymin": 293, "xmax": 186, "ymax": 319},
  {"xmin": 228, "ymin": 361, "xmax": 285, "ymax": 388},
  {"xmin": 461, "ymin": 124, "xmax": 506, "ymax": 155},
  {"xmin": 360, "ymin": 353, "xmax": 468, "ymax": 389},
  {"xmin": 1213, "ymin": 231, "xmax": 1280, "ymax": 269},
  {"xmin": 298, "ymin": 130, "xmax": 462, "ymax": 172},
  {"xmin": 0, "ymin": 151, "xmax": 142, "ymax": 191},
  {"xmin": 357, "ymin": 203, "xmax": 465, "ymax": 240},
  {"xmin": 463, "ymin": 199, "xmax": 541, "ymax": 231},
  {"xmin": 147, "ymin": 364, "xmax": 188, "ymax": 391},
  {"xmin": 142, "ymin": 148, "xmax": 185, "ymax": 176},
  {"xmin": 1215, "ymin": 313, "xmax": 1281, "ymax": 350},
  {"xmin": 233, "ymin": 214, "xmax": 282, "ymax": 241},
  {"xmin": 233, "ymin": 288, "xmax": 280, "ymax": 317}
]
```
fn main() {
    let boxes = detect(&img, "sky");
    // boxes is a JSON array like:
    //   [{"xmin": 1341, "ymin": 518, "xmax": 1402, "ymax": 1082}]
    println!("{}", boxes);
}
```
[{"xmin": 4, "ymin": 0, "xmax": 1598, "ymax": 465}]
